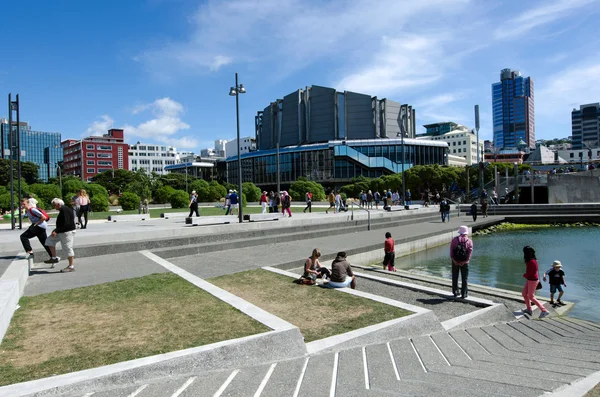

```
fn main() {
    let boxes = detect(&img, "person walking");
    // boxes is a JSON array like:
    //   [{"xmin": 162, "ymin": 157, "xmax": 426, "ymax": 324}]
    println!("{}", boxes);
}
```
[
  {"xmin": 374, "ymin": 190, "xmax": 381, "ymax": 209},
  {"xmin": 543, "ymin": 260, "xmax": 567, "ymax": 307},
  {"xmin": 281, "ymin": 191, "xmax": 292, "ymax": 217},
  {"xmin": 481, "ymin": 199, "xmax": 488, "ymax": 218},
  {"xmin": 76, "ymin": 189, "xmax": 90, "ymax": 229},
  {"xmin": 335, "ymin": 191, "xmax": 342, "ymax": 213},
  {"xmin": 229, "ymin": 190, "xmax": 239, "ymax": 216},
  {"xmin": 224, "ymin": 190, "xmax": 232, "ymax": 215},
  {"xmin": 303, "ymin": 191, "xmax": 312, "ymax": 213},
  {"xmin": 470, "ymin": 202, "xmax": 478, "ymax": 222},
  {"xmin": 383, "ymin": 232, "xmax": 396, "ymax": 271},
  {"xmin": 325, "ymin": 190, "xmax": 336, "ymax": 214},
  {"xmin": 44, "ymin": 198, "xmax": 76, "ymax": 272},
  {"xmin": 260, "ymin": 191, "xmax": 268, "ymax": 214},
  {"xmin": 366, "ymin": 190, "xmax": 373, "ymax": 209},
  {"xmin": 268, "ymin": 191, "xmax": 275, "ymax": 213},
  {"xmin": 188, "ymin": 191, "xmax": 199, "ymax": 217},
  {"xmin": 521, "ymin": 246, "xmax": 550, "ymax": 318},
  {"xmin": 492, "ymin": 188, "xmax": 499, "ymax": 205},
  {"xmin": 450, "ymin": 225, "xmax": 472, "ymax": 298},
  {"xmin": 406, "ymin": 189, "xmax": 412, "ymax": 205},
  {"xmin": 20, "ymin": 198, "xmax": 53, "ymax": 261}
]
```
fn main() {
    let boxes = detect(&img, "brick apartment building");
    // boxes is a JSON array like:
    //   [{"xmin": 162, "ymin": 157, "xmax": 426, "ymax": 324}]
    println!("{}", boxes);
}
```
[{"xmin": 62, "ymin": 129, "xmax": 129, "ymax": 182}]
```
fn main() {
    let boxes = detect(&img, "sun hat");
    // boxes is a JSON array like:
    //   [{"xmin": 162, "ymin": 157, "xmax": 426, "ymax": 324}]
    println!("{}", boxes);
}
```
[
  {"xmin": 229, "ymin": 189, "xmax": 233, "ymax": 193},
  {"xmin": 191, "ymin": 190, "xmax": 196, "ymax": 194},
  {"xmin": 552, "ymin": 260, "xmax": 562, "ymax": 268},
  {"xmin": 457, "ymin": 225, "xmax": 469, "ymax": 235}
]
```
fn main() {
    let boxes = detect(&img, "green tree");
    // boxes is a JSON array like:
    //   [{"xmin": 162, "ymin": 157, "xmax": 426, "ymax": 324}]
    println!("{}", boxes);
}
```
[
  {"xmin": 208, "ymin": 180, "xmax": 227, "ymax": 201},
  {"xmin": 90, "ymin": 195, "xmax": 109, "ymax": 212},
  {"xmin": 125, "ymin": 169, "xmax": 152, "ymax": 202},
  {"xmin": 0, "ymin": 159, "xmax": 39, "ymax": 185},
  {"xmin": 62, "ymin": 177, "xmax": 85, "ymax": 197},
  {"xmin": 29, "ymin": 183, "xmax": 61, "ymax": 209},
  {"xmin": 0, "ymin": 192, "xmax": 11, "ymax": 211},
  {"xmin": 119, "ymin": 192, "xmax": 140, "ymax": 210},
  {"xmin": 158, "ymin": 173, "xmax": 189, "ymax": 191},
  {"xmin": 91, "ymin": 169, "xmax": 135, "ymax": 194},
  {"xmin": 242, "ymin": 182, "xmax": 261, "ymax": 202},
  {"xmin": 153, "ymin": 186, "xmax": 176, "ymax": 204},
  {"xmin": 169, "ymin": 190, "xmax": 189, "ymax": 208},
  {"xmin": 189, "ymin": 179, "xmax": 210, "ymax": 202},
  {"xmin": 289, "ymin": 178, "xmax": 326, "ymax": 202},
  {"xmin": 86, "ymin": 183, "xmax": 109, "ymax": 199}
]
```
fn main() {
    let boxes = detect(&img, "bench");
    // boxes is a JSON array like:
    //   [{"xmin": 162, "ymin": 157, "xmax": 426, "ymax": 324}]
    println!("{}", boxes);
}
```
[
  {"xmin": 160, "ymin": 212, "xmax": 190, "ymax": 219},
  {"xmin": 185, "ymin": 216, "xmax": 232, "ymax": 226},
  {"xmin": 243, "ymin": 213, "xmax": 282, "ymax": 222},
  {"xmin": 107, "ymin": 214, "xmax": 150, "ymax": 222}
]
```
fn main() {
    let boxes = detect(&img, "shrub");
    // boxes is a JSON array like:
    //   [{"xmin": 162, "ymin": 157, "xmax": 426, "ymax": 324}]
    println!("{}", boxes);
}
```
[
  {"xmin": 90, "ymin": 195, "xmax": 109, "ymax": 212},
  {"xmin": 208, "ymin": 181, "xmax": 227, "ymax": 202},
  {"xmin": 153, "ymin": 186, "xmax": 176, "ymax": 204},
  {"xmin": 0, "ymin": 193, "xmax": 11, "ymax": 211},
  {"xmin": 86, "ymin": 183, "xmax": 109, "ymax": 200},
  {"xmin": 169, "ymin": 190, "xmax": 189, "ymax": 209},
  {"xmin": 119, "ymin": 192, "xmax": 140, "ymax": 211},
  {"xmin": 29, "ymin": 184, "xmax": 61, "ymax": 209},
  {"xmin": 242, "ymin": 182, "xmax": 261, "ymax": 202},
  {"xmin": 289, "ymin": 179, "xmax": 326, "ymax": 202}
]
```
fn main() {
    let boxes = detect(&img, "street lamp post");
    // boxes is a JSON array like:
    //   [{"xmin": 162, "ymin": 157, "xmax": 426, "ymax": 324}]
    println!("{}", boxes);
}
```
[{"xmin": 229, "ymin": 73, "xmax": 246, "ymax": 224}]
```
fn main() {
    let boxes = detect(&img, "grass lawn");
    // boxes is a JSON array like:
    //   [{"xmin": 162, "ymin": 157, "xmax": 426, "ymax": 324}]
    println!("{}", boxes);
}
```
[
  {"xmin": 209, "ymin": 269, "xmax": 412, "ymax": 343},
  {"xmin": 587, "ymin": 383, "xmax": 600, "ymax": 397},
  {"xmin": 0, "ymin": 273, "xmax": 269, "ymax": 386}
]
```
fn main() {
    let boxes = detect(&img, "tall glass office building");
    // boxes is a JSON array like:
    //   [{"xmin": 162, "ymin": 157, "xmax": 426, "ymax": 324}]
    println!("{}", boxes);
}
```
[
  {"xmin": 492, "ymin": 69, "xmax": 535, "ymax": 149},
  {"xmin": 1, "ymin": 120, "xmax": 62, "ymax": 182}
]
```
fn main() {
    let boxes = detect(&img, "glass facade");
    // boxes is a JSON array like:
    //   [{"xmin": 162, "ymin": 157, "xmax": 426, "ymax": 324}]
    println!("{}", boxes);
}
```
[
  {"xmin": 492, "ymin": 69, "xmax": 535, "ymax": 150},
  {"xmin": 1, "ymin": 124, "xmax": 62, "ymax": 182},
  {"xmin": 226, "ymin": 139, "xmax": 447, "ymax": 188}
]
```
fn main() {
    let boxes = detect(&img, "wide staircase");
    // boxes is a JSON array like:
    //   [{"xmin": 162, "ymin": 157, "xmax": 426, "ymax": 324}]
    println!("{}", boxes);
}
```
[{"xmin": 51, "ymin": 317, "xmax": 600, "ymax": 397}]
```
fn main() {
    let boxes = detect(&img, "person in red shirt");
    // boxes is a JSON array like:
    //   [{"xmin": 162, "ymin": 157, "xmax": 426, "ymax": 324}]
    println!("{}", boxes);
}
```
[
  {"xmin": 522, "ymin": 246, "xmax": 549, "ymax": 318},
  {"xmin": 383, "ymin": 232, "xmax": 396, "ymax": 271},
  {"xmin": 260, "ymin": 191, "xmax": 268, "ymax": 214}
]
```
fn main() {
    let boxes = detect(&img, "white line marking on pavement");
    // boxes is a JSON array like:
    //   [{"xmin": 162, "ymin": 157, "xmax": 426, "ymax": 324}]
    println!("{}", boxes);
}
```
[
  {"xmin": 214, "ymin": 370, "xmax": 239, "ymax": 397},
  {"xmin": 127, "ymin": 384, "xmax": 148, "ymax": 397},
  {"xmin": 447, "ymin": 333, "xmax": 472, "ymax": 360},
  {"xmin": 387, "ymin": 342, "xmax": 401, "ymax": 380},
  {"xmin": 141, "ymin": 251, "xmax": 294, "ymax": 331},
  {"xmin": 292, "ymin": 357, "xmax": 309, "ymax": 397},
  {"xmin": 172, "ymin": 377, "xmax": 196, "ymax": 397},
  {"xmin": 429, "ymin": 335, "xmax": 450, "ymax": 366},
  {"xmin": 329, "ymin": 352, "xmax": 339, "ymax": 397},
  {"xmin": 410, "ymin": 339, "xmax": 427, "ymax": 373},
  {"xmin": 362, "ymin": 347, "xmax": 370, "ymax": 390},
  {"xmin": 254, "ymin": 363, "xmax": 277, "ymax": 397},
  {"xmin": 82, "ymin": 393, "xmax": 94, "ymax": 397}
]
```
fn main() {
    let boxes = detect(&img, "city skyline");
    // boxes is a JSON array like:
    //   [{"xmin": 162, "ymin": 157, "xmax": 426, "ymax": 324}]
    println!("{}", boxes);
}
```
[{"xmin": 1, "ymin": 0, "xmax": 599, "ymax": 153}]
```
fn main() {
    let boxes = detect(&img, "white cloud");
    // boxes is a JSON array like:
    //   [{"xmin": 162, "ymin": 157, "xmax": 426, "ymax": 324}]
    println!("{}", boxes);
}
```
[
  {"xmin": 137, "ymin": 0, "xmax": 473, "ymax": 82},
  {"xmin": 124, "ymin": 97, "xmax": 190, "ymax": 140},
  {"xmin": 85, "ymin": 115, "xmax": 114, "ymax": 137},
  {"xmin": 536, "ymin": 60, "xmax": 600, "ymax": 118},
  {"xmin": 494, "ymin": 0, "xmax": 598, "ymax": 39}
]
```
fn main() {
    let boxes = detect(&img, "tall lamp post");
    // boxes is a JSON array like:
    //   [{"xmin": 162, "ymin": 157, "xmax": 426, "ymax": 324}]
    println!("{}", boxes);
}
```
[{"xmin": 229, "ymin": 73, "xmax": 246, "ymax": 224}]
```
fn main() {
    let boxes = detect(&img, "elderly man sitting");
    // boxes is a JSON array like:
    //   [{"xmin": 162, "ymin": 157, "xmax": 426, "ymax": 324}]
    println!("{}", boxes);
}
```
[{"xmin": 44, "ymin": 198, "xmax": 76, "ymax": 272}]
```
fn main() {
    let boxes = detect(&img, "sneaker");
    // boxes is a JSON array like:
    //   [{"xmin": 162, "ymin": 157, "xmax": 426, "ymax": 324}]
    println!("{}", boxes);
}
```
[
  {"xmin": 522, "ymin": 309, "xmax": 533, "ymax": 316},
  {"xmin": 557, "ymin": 300, "xmax": 567, "ymax": 306},
  {"xmin": 549, "ymin": 301, "xmax": 555, "ymax": 305},
  {"xmin": 44, "ymin": 257, "xmax": 60, "ymax": 264},
  {"xmin": 539, "ymin": 311, "xmax": 550, "ymax": 319}
]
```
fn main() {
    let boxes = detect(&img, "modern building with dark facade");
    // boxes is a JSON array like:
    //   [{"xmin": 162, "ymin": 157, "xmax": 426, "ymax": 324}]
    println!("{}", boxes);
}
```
[
  {"xmin": 225, "ymin": 86, "xmax": 446, "ymax": 189},
  {"xmin": 492, "ymin": 68, "xmax": 535, "ymax": 149},
  {"xmin": 571, "ymin": 103, "xmax": 600, "ymax": 150},
  {"xmin": 0, "ymin": 119, "xmax": 62, "ymax": 182},
  {"xmin": 62, "ymin": 129, "xmax": 129, "ymax": 182}
]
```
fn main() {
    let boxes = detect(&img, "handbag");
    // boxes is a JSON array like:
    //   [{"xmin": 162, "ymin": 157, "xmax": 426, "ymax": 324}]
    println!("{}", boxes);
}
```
[{"xmin": 536, "ymin": 281, "xmax": 543, "ymax": 290}]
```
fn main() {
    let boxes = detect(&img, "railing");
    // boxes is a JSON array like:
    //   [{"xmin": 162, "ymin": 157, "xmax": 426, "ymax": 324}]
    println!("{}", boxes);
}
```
[
  {"xmin": 349, "ymin": 200, "xmax": 371, "ymax": 231},
  {"xmin": 334, "ymin": 145, "xmax": 411, "ymax": 174}
]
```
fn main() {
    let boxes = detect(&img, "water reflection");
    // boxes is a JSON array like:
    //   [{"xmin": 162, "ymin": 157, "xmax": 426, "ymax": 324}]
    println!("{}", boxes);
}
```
[{"xmin": 397, "ymin": 227, "xmax": 600, "ymax": 322}]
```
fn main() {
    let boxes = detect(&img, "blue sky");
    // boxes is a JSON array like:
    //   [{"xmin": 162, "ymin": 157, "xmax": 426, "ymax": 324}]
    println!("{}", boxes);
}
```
[{"xmin": 2, "ymin": 0, "xmax": 599, "ymax": 152}]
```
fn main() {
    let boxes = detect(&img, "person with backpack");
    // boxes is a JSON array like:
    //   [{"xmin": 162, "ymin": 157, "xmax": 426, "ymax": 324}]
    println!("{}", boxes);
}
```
[
  {"xmin": 281, "ymin": 191, "xmax": 292, "ymax": 217},
  {"xmin": 450, "ymin": 225, "xmax": 473, "ymax": 298},
  {"xmin": 20, "ymin": 198, "xmax": 53, "ymax": 261}
]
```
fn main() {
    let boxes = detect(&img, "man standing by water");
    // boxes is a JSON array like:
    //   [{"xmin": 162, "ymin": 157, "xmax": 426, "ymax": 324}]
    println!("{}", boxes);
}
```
[{"xmin": 450, "ymin": 225, "xmax": 473, "ymax": 298}]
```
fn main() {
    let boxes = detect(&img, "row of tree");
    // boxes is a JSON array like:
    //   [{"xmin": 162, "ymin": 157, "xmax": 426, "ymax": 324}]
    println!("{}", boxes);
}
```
[{"xmin": 1, "ymin": 159, "xmax": 531, "ymax": 211}]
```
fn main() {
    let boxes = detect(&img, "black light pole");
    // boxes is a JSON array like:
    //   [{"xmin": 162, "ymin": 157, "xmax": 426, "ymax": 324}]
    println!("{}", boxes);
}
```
[
  {"xmin": 229, "ymin": 73, "xmax": 246, "ymax": 223},
  {"xmin": 8, "ymin": 94, "xmax": 14, "ymax": 230}
]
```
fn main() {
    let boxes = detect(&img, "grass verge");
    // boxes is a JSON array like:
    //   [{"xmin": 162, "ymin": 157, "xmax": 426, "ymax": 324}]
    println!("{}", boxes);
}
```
[
  {"xmin": 0, "ymin": 273, "xmax": 269, "ymax": 386},
  {"xmin": 587, "ymin": 383, "xmax": 600, "ymax": 397},
  {"xmin": 209, "ymin": 269, "xmax": 412, "ymax": 343}
]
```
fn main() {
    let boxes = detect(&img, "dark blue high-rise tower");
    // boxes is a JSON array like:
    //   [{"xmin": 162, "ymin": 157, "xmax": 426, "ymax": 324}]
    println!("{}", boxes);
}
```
[{"xmin": 492, "ymin": 68, "xmax": 535, "ymax": 149}]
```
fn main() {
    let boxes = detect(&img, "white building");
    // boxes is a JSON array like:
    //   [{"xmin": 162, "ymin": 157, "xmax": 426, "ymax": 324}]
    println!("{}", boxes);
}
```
[
  {"xmin": 557, "ymin": 148, "xmax": 600, "ymax": 163},
  {"xmin": 214, "ymin": 139, "xmax": 227, "ymax": 158},
  {"xmin": 128, "ymin": 142, "xmax": 178, "ymax": 175},
  {"xmin": 225, "ymin": 136, "xmax": 256, "ymax": 158},
  {"xmin": 416, "ymin": 124, "xmax": 484, "ymax": 166}
]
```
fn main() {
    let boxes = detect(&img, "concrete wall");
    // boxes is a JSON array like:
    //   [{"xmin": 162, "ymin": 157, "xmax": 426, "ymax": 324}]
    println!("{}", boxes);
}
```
[
  {"xmin": 547, "ymin": 171, "xmax": 600, "ymax": 203},
  {"xmin": 383, "ymin": 99, "xmax": 401, "ymax": 138},
  {"xmin": 345, "ymin": 91, "xmax": 374, "ymax": 140}
]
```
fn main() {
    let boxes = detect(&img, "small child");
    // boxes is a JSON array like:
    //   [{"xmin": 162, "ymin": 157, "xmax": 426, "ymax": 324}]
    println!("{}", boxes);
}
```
[
  {"xmin": 543, "ymin": 260, "xmax": 567, "ymax": 306},
  {"xmin": 383, "ymin": 232, "xmax": 397, "ymax": 272}
]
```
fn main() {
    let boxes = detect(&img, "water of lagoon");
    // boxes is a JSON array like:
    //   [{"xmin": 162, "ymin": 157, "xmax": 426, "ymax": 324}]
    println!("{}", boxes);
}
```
[{"xmin": 397, "ymin": 227, "xmax": 599, "ymax": 322}]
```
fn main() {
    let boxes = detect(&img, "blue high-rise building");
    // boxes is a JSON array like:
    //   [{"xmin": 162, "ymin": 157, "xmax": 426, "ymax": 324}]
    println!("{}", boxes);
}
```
[
  {"xmin": 492, "ymin": 68, "xmax": 535, "ymax": 149},
  {"xmin": 1, "ymin": 119, "xmax": 63, "ymax": 182}
]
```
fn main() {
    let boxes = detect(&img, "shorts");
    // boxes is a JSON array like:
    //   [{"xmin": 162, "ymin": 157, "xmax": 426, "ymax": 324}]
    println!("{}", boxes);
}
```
[
  {"xmin": 324, "ymin": 277, "xmax": 353, "ymax": 288},
  {"xmin": 230, "ymin": 203, "xmax": 238, "ymax": 209},
  {"xmin": 550, "ymin": 284, "xmax": 563, "ymax": 294},
  {"xmin": 45, "ymin": 230, "xmax": 75, "ymax": 257}
]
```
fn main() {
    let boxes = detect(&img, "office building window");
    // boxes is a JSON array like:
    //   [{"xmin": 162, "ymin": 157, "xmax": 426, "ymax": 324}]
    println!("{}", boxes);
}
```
[
  {"xmin": 97, "ymin": 153, "xmax": 112, "ymax": 158},
  {"xmin": 87, "ymin": 168, "xmax": 95, "ymax": 173},
  {"xmin": 97, "ymin": 160, "xmax": 113, "ymax": 166},
  {"xmin": 570, "ymin": 153, "xmax": 574, "ymax": 158},
  {"xmin": 86, "ymin": 144, "xmax": 94, "ymax": 150},
  {"xmin": 98, "ymin": 145, "xmax": 112, "ymax": 150},
  {"xmin": 86, "ymin": 152, "xmax": 95, "ymax": 158},
  {"xmin": 86, "ymin": 160, "xmax": 94, "ymax": 165}
]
